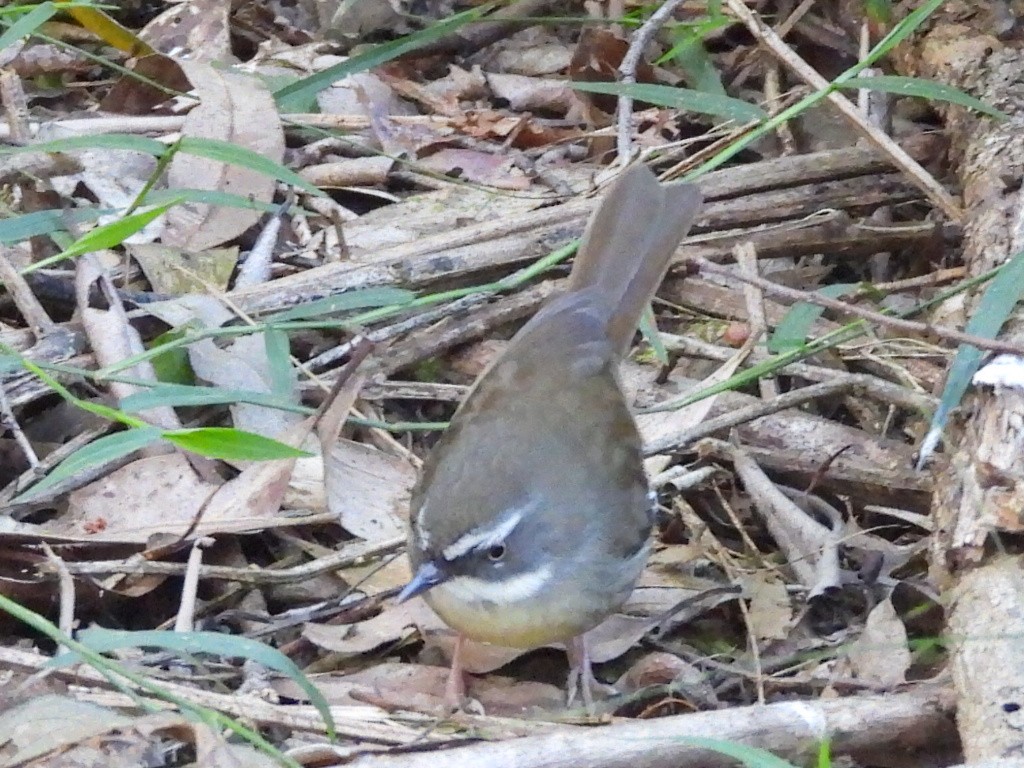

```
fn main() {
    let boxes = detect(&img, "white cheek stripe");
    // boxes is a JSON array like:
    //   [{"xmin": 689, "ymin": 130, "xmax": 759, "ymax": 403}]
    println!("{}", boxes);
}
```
[
  {"xmin": 441, "ymin": 564, "xmax": 554, "ymax": 604},
  {"xmin": 442, "ymin": 509, "xmax": 523, "ymax": 561}
]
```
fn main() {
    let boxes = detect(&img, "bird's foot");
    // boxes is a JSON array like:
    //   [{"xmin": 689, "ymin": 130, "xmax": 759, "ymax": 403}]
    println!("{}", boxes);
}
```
[
  {"xmin": 566, "ymin": 635, "xmax": 617, "ymax": 715},
  {"xmin": 442, "ymin": 634, "xmax": 484, "ymax": 714}
]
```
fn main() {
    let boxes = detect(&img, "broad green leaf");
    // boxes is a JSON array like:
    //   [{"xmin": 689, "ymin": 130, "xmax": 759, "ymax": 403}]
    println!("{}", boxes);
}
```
[
  {"xmin": 274, "ymin": 6, "xmax": 490, "ymax": 112},
  {"xmin": 0, "ymin": 133, "xmax": 167, "ymax": 156},
  {"xmin": 14, "ymin": 427, "xmax": 162, "ymax": 501},
  {"xmin": 164, "ymin": 427, "xmax": 310, "ymax": 460},
  {"xmin": 56, "ymin": 627, "xmax": 335, "ymax": 739},
  {"xmin": 268, "ymin": 286, "xmax": 416, "ymax": 321},
  {"xmin": 121, "ymin": 383, "xmax": 306, "ymax": 413},
  {"xmin": 840, "ymin": 75, "xmax": 1007, "ymax": 120},
  {"xmin": 571, "ymin": 81, "xmax": 766, "ymax": 123},
  {"xmin": 0, "ymin": 3, "xmax": 57, "ymax": 52},
  {"xmin": 178, "ymin": 136, "xmax": 323, "ymax": 196},
  {"xmin": 919, "ymin": 249, "xmax": 1024, "ymax": 467},
  {"xmin": 769, "ymin": 283, "xmax": 858, "ymax": 353},
  {"xmin": 21, "ymin": 201, "xmax": 179, "ymax": 274}
]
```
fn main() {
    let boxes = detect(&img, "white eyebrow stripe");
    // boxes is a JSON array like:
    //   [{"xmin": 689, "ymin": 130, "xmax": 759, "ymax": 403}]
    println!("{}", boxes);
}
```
[
  {"xmin": 442, "ymin": 510, "xmax": 524, "ymax": 561},
  {"xmin": 414, "ymin": 500, "xmax": 431, "ymax": 549}
]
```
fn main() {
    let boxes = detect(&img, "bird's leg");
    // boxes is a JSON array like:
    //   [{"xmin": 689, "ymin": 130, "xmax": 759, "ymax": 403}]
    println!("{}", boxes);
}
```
[
  {"xmin": 444, "ymin": 633, "xmax": 467, "ymax": 711},
  {"xmin": 566, "ymin": 634, "xmax": 615, "ymax": 715}
]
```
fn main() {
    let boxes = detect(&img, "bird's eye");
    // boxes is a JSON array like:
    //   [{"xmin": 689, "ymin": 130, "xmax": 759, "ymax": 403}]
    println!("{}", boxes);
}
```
[{"xmin": 487, "ymin": 544, "xmax": 506, "ymax": 561}]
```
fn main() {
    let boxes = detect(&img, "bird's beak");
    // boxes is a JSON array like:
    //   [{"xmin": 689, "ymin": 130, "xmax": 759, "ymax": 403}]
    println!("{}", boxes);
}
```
[{"xmin": 397, "ymin": 561, "xmax": 446, "ymax": 603}]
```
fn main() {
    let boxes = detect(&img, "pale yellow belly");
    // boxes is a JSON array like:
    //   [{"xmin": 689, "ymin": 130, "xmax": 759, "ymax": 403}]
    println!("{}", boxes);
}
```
[{"xmin": 424, "ymin": 578, "xmax": 612, "ymax": 648}]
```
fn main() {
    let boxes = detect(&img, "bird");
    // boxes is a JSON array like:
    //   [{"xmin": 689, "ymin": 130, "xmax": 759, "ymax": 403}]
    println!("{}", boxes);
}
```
[{"xmin": 398, "ymin": 163, "xmax": 703, "ymax": 712}]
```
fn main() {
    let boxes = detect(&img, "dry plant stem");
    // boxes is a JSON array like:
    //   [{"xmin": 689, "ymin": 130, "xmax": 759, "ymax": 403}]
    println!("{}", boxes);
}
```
[
  {"xmin": 696, "ymin": 258, "xmax": 1024, "ymax": 356},
  {"xmin": 0, "ymin": 69, "xmax": 31, "ymax": 144},
  {"xmin": 0, "ymin": 423, "xmax": 109, "ymax": 504},
  {"xmin": 0, "ymin": 247, "xmax": 55, "ymax": 333},
  {"xmin": 0, "ymin": 645, "xmax": 453, "ymax": 745},
  {"xmin": 50, "ymin": 535, "xmax": 405, "ymax": 581},
  {"xmin": 660, "ymin": 333, "xmax": 937, "ymax": 413},
  {"xmin": 730, "ymin": 447, "xmax": 842, "ymax": 596},
  {"xmin": 233, "ymin": 194, "xmax": 290, "ymax": 289},
  {"xmin": 734, "ymin": 243, "xmax": 777, "ymax": 399},
  {"xmin": 347, "ymin": 688, "xmax": 956, "ymax": 767},
  {"xmin": 307, "ymin": 293, "xmax": 493, "ymax": 372},
  {"xmin": 615, "ymin": 0, "xmax": 690, "ymax": 163},
  {"xmin": 645, "ymin": 378, "xmax": 854, "ymax": 455},
  {"xmin": 722, "ymin": 0, "xmax": 962, "ymax": 222},
  {"xmin": 174, "ymin": 538, "xmax": 213, "ymax": 632},
  {"xmin": 40, "ymin": 543, "xmax": 75, "ymax": 636},
  {"xmin": 891, "ymin": 11, "xmax": 1024, "ymax": 758},
  {"xmin": 0, "ymin": 382, "xmax": 37, "ymax": 467}
]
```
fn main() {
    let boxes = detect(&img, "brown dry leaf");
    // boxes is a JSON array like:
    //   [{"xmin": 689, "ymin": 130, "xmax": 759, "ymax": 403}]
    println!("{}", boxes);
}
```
[
  {"xmin": 325, "ymin": 438, "xmax": 413, "ymax": 541},
  {"xmin": 743, "ymin": 572, "xmax": 795, "ymax": 642},
  {"xmin": 76, "ymin": 256, "xmax": 180, "ymax": 431},
  {"xmin": 130, "ymin": 243, "xmax": 238, "ymax": 294},
  {"xmin": 46, "ymin": 138, "xmax": 158, "ymax": 224},
  {"xmin": 493, "ymin": 29, "xmax": 573, "ymax": 76},
  {"xmin": 100, "ymin": 54, "xmax": 191, "ymax": 115},
  {"xmin": 140, "ymin": 0, "xmax": 232, "ymax": 61},
  {"xmin": 189, "ymin": 333, "xmax": 301, "ymax": 439},
  {"xmin": 62, "ymin": 438, "xmax": 299, "ymax": 542},
  {"xmin": 284, "ymin": 662, "xmax": 564, "ymax": 716},
  {"xmin": 614, "ymin": 651, "xmax": 705, "ymax": 694},
  {"xmin": 847, "ymin": 598, "xmax": 911, "ymax": 688},
  {"xmin": 419, "ymin": 149, "xmax": 531, "ymax": 190},
  {"xmin": 63, "ymin": 453, "xmax": 216, "ymax": 542},
  {"xmin": 0, "ymin": 695, "xmax": 133, "ymax": 765},
  {"xmin": 164, "ymin": 61, "xmax": 285, "ymax": 251},
  {"xmin": 303, "ymin": 599, "xmax": 446, "ymax": 656},
  {"xmin": 485, "ymin": 72, "xmax": 576, "ymax": 114}
]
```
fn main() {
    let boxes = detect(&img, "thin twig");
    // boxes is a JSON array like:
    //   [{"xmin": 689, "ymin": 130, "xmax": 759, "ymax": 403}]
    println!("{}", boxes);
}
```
[
  {"xmin": 616, "ymin": 0, "xmax": 690, "ymax": 164},
  {"xmin": 696, "ymin": 258, "xmax": 1024, "ymax": 356},
  {"xmin": 645, "ymin": 378, "xmax": 854, "ymax": 455},
  {"xmin": 722, "ymin": 0, "xmax": 962, "ymax": 222},
  {"xmin": 45, "ymin": 535, "xmax": 406, "ymax": 582},
  {"xmin": 0, "ymin": 382, "xmax": 38, "ymax": 468}
]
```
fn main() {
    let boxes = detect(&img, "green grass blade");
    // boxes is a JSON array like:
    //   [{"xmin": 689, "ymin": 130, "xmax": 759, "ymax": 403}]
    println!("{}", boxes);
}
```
[
  {"xmin": 13, "ymin": 427, "xmax": 162, "ymax": 502},
  {"xmin": 0, "ymin": 133, "xmax": 168, "ymax": 156},
  {"xmin": 919, "ymin": 249, "xmax": 1024, "ymax": 467},
  {"xmin": 267, "ymin": 286, "xmax": 416, "ymax": 321},
  {"xmin": 20, "ymin": 201, "xmax": 179, "ymax": 274},
  {"xmin": 58, "ymin": 627, "xmax": 336, "ymax": 739},
  {"xmin": 178, "ymin": 137, "xmax": 324, "ymax": 196},
  {"xmin": 274, "ymin": 6, "xmax": 491, "ymax": 112},
  {"xmin": 0, "ymin": 2, "xmax": 57, "ymax": 51},
  {"xmin": 769, "ymin": 283, "xmax": 858, "ymax": 353},
  {"xmin": 121, "ymin": 383, "xmax": 307, "ymax": 413},
  {"xmin": 840, "ymin": 75, "xmax": 1007, "ymax": 120},
  {"xmin": 163, "ymin": 427, "xmax": 311, "ymax": 460},
  {"xmin": 571, "ymin": 80, "xmax": 767, "ymax": 122}
]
